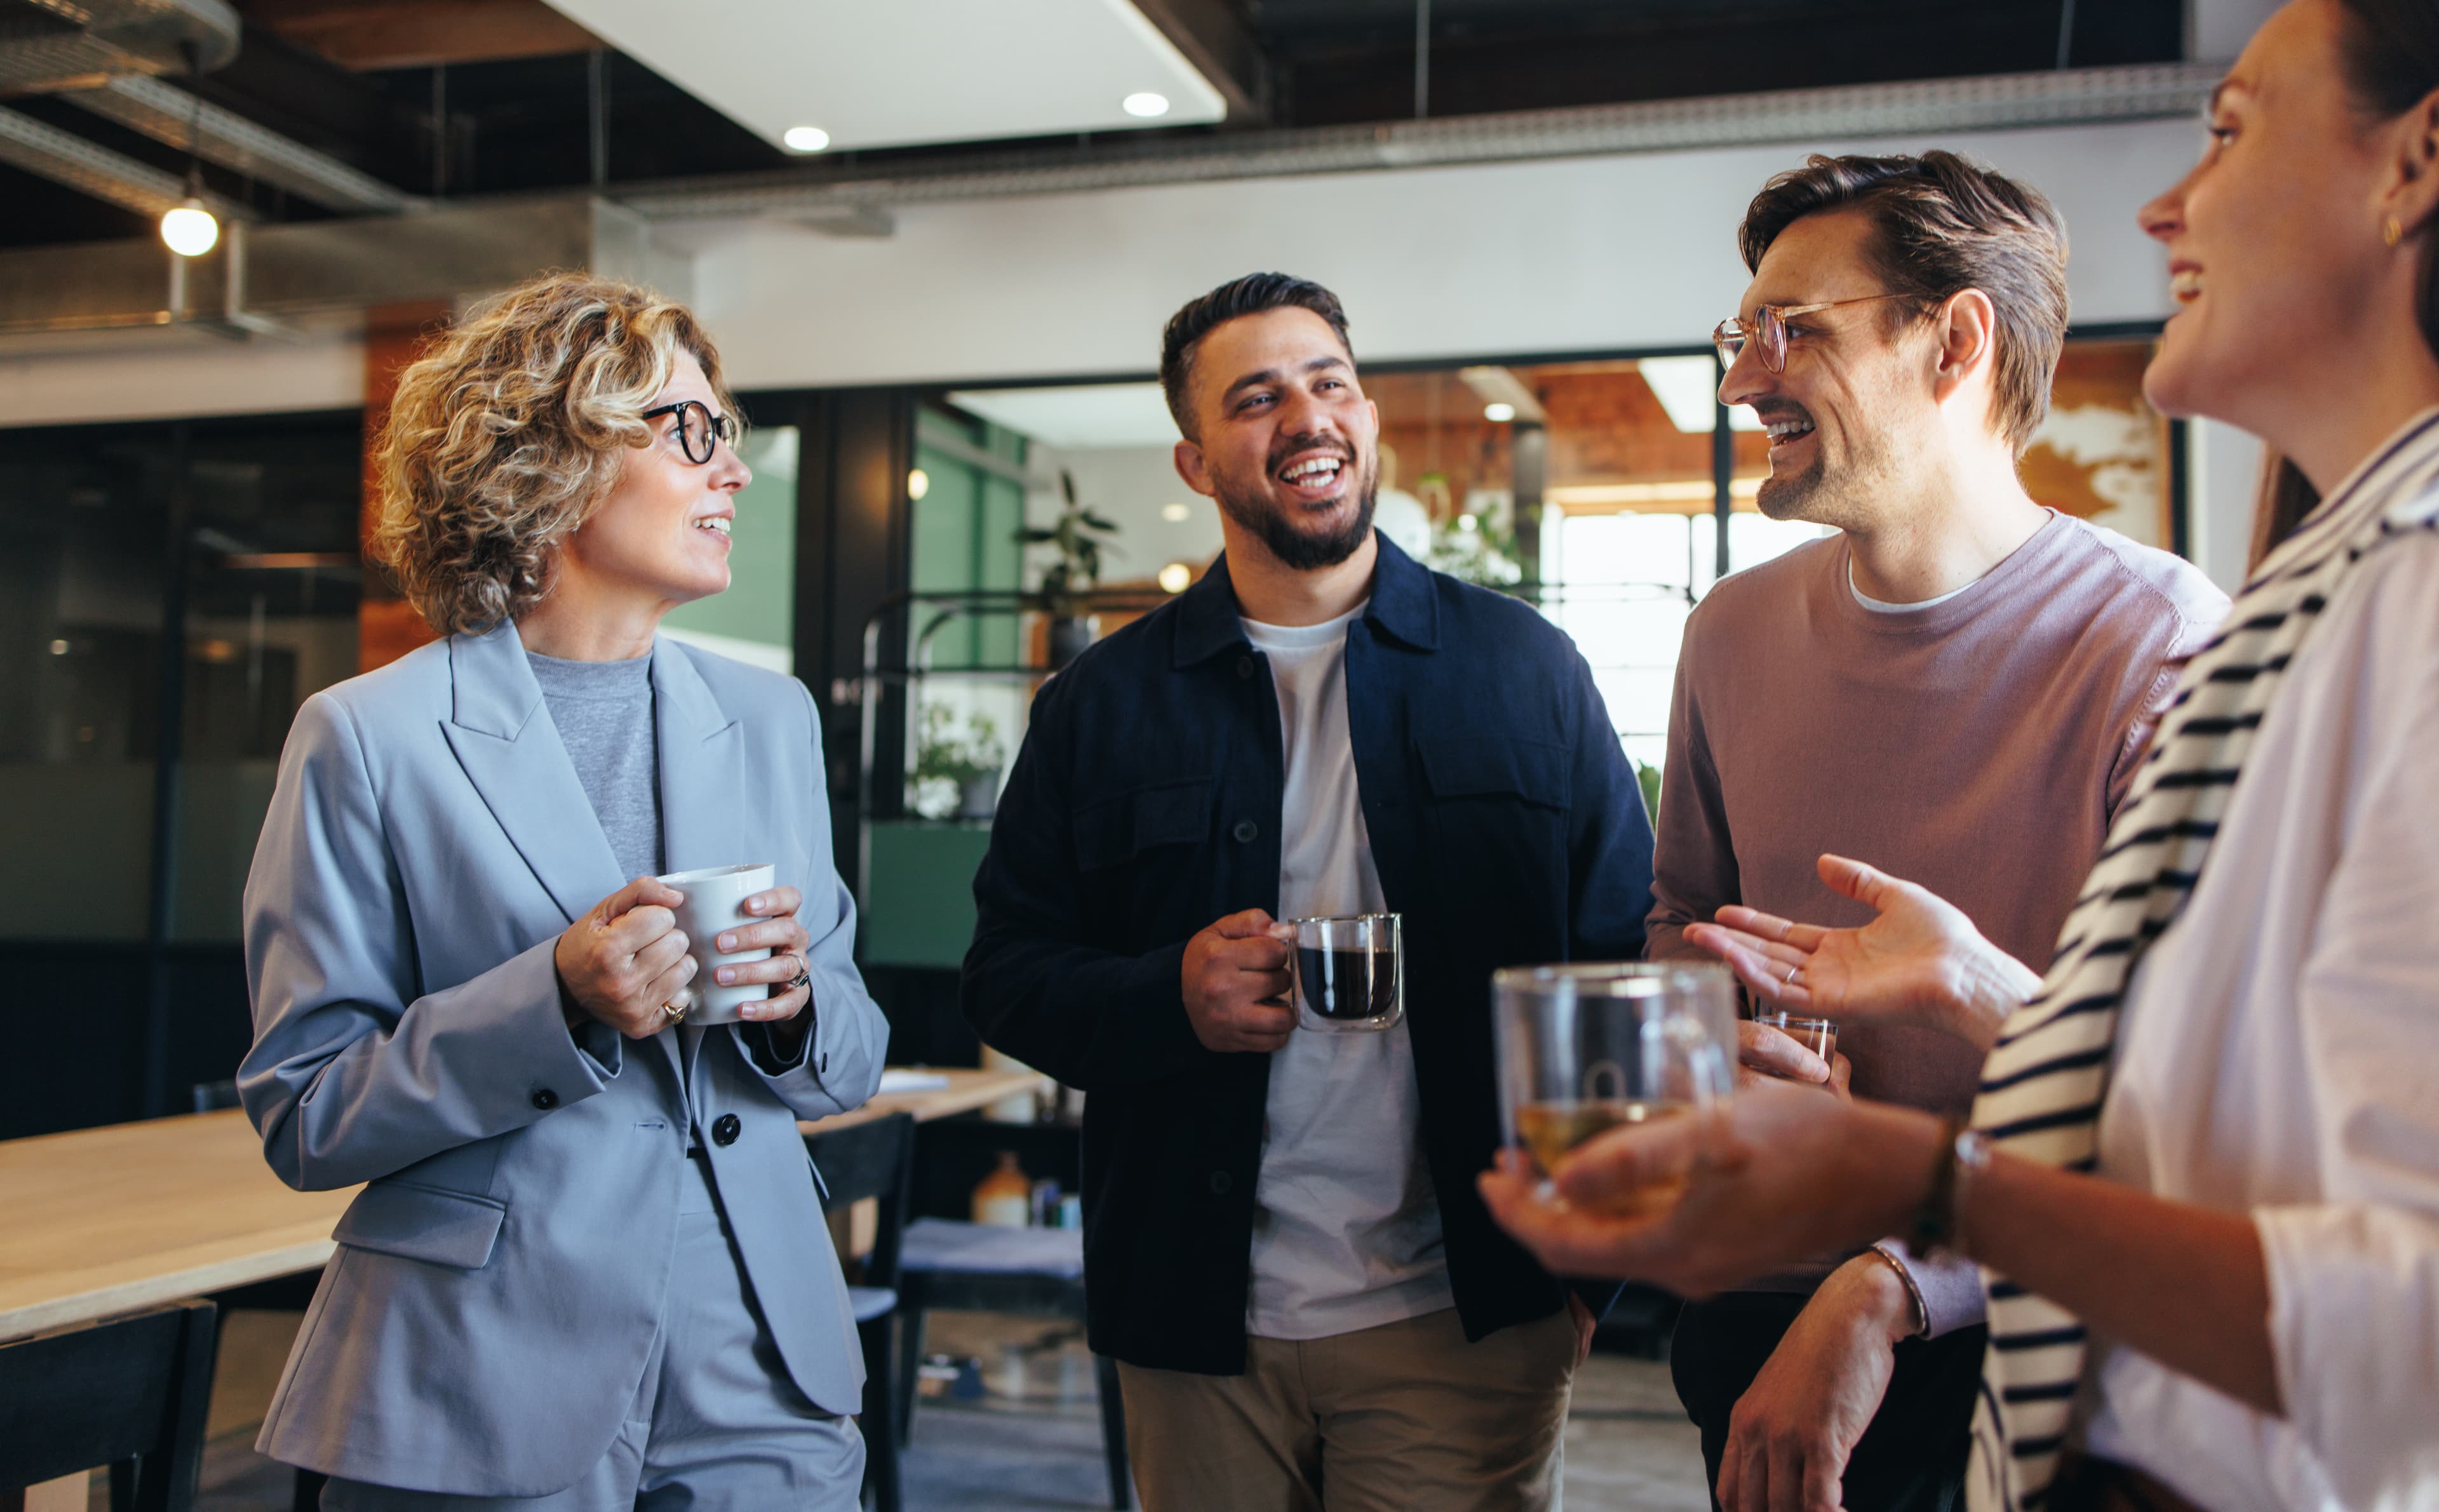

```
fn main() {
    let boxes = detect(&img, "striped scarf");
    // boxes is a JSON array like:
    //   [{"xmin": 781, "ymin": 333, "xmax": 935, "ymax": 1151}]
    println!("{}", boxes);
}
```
[{"xmin": 1965, "ymin": 407, "xmax": 2439, "ymax": 1512}]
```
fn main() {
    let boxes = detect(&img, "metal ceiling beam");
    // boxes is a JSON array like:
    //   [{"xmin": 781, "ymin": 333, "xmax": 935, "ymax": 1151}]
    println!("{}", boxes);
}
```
[
  {"xmin": 0, "ymin": 0, "xmax": 239, "ymax": 95},
  {"xmin": 1133, "ymin": 0, "xmax": 1270, "ymax": 123},
  {"xmin": 618, "ymin": 61, "xmax": 2221, "ymax": 220},
  {"xmin": 58, "ymin": 74, "xmax": 427, "ymax": 215},
  {"xmin": 0, "ymin": 104, "xmax": 246, "ymax": 222}
]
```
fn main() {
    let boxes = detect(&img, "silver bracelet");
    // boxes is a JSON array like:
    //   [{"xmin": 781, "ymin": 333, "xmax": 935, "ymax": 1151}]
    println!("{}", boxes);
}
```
[{"xmin": 1867, "ymin": 1243, "xmax": 1932, "ymax": 1338}]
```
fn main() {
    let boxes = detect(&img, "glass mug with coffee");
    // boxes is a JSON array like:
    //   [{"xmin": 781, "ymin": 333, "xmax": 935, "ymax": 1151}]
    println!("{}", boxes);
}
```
[
  {"xmin": 1287, "ymin": 913, "xmax": 1402, "ymax": 1033},
  {"xmin": 1495, "ymin": 961, "xmax": 1737, "ymax": 1217}
]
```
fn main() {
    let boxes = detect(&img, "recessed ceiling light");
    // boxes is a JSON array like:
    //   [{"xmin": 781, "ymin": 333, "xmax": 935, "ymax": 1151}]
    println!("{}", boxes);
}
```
[
  {"xmin": 1160, "ymin": 503, "xmax": 1191, "ymax": 523},
  {"xmin": 1122, "ymin": 92, "xmax": 1171, "ymax": 119},
  {"xmin": 1159, "ymin": 562, "xmax": 1193, "ymax": 593},
  {"xmin": 783, "ymin": 126, "xmax": 831, "ymax": 154},
  {"xmin": 906, "ymin": 468, "xmax": 931, "ymax": 501},
  {"xmin": 1483, "ymin": 402, "xmax": 1517, "ymax": 424}
]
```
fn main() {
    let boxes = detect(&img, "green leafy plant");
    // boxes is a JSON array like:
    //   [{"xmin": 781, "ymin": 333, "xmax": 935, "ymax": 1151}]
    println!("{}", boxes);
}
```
[
  {"xmin": 909, "ymin": 702, "xmax": 1006, "ymax": 819},
  {"xmin": 1425, "ymin": 499, "xmax": 1524, "ymax": 588},
  {"xmin": 1016, "ymin": 471, "xmax": 1120, "ymax": 617}
]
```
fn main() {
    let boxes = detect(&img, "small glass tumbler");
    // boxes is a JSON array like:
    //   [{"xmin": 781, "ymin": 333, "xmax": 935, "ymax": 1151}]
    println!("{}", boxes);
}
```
[
  {"xmin": 1752, "ymin": 1008, "xmax": 1839, "ymax": 1066},
  {"xmin": 1288, "ymin": 913, "xmax": 1404, "ymax": 1033}
]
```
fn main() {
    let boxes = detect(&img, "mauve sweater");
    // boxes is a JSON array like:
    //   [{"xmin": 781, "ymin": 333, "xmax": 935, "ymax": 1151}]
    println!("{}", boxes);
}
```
[{"xmin": 1646, "ymin": 510, "xmax": 2228, "ymax": 1334}]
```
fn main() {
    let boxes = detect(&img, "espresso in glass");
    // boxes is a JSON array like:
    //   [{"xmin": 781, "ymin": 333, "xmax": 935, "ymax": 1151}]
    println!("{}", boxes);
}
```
[{"xmin": 1287, "ymin": 914, "xmax": 1402, "ymax": 1033}]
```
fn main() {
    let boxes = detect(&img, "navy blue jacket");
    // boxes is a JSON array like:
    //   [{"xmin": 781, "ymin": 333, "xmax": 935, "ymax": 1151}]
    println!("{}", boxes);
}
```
[{"xmin": 962, "ymin": 533, "xmax": 1655, "ymax": 1374}]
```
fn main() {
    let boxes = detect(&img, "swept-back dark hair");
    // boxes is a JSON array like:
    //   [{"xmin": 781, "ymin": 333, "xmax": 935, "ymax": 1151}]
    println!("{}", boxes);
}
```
[
  {"xmin": 2255, "ymin": 0, "xmax": 2439, "ymax": 565},
  {"xmin": 1159, "ymin": 272, "xmax": 1352, "ymax": 439},
  {"xmin": 1738, "ymin": 149, "xmax": 2069, "ymax": 453}
]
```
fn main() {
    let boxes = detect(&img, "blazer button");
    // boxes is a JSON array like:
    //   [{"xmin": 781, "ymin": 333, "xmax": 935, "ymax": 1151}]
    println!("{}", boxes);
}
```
[
  {"xmin": 530, "ymin": 1088, "xmax": 558, "ymax": 1111},
  {"xmin": 712, "ymin": 1113, "xmax": 742, "ymax": 1147},
  {"xmin": 1208, "ymin": 1170, "xmax": 1233, "ymax": 1195},
  {"xmin": 1235, "ymin": 657, "xmax": 1254, "ymax": 679},
  {"xmin": 1232, "ymin": 820, "xmax": 1258, "ymax": 843}
]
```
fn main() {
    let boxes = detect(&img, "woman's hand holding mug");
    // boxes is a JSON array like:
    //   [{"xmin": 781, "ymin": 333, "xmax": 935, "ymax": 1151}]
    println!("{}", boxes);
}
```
[
  {"xmin": 555, "ymin": 877, "xmax": 697, "ymax": 1039},
  {"xmin": 708, "ymin": 884, "xmax": 813, "ymax": 1026}
]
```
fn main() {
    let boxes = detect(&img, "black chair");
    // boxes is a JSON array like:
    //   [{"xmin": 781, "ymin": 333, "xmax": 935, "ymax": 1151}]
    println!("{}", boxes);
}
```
[
  {"xmin": 192, "ymin": 1078, "xmax": 328, "ymax": 1512},
  {"xmin": 805, "ymin": 1113, "xmax": 920, "ymax": 1512},
  {"xmin": 894, "ymin": 1219, "xmax": 1131, "ymax": 1510},
  {"xmin": 0, "ymin": 1302, "xmax": 218, "ymax": 1512}
]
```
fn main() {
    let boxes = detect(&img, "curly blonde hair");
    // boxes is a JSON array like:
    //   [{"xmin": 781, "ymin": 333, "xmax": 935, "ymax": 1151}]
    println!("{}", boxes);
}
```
[{"xmin": 370, "ymin": 272, "xmax": 741, "ymax": 636}]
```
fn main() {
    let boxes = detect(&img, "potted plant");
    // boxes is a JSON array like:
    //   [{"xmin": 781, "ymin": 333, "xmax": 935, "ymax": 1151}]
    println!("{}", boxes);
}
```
[
  {"xmin": 1017, "ymin": 471, "xmax": 1120, "ymax": 668},
  {"xmin": 909, "ymin": 702, "xmax": 1006, "ymax": 821}
]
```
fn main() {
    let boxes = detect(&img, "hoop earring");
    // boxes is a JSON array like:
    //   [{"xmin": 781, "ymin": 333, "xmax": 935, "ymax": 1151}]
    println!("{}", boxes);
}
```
[{"xmin": 2388, "ymin": 216, "xmax": 2407, "ymax": 248}]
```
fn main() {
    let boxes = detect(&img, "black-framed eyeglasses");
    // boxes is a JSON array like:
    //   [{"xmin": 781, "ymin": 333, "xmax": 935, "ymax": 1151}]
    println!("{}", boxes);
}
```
[
  {"xmin": 642, "ymin": 399, "xmax": 736, "ymax": 465},
  {"xmin": 1712, "ymin": 293, "xmax": 1915, "ymax": 374}
]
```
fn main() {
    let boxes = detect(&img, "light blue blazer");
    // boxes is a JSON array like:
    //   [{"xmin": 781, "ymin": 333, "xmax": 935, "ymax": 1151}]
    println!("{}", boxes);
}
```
[{"xmin": 237, "ymin": 621, "xmax": 888, "ymax": 1497}]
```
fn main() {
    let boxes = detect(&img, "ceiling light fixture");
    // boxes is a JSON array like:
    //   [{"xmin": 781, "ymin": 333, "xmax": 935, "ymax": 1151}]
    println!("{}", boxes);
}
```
[
  {"xmin": 906, "ymin": 467, "xmax": 930, "ymax": 501},
  {"xmin": 1160, "ymin": 503, "xmax": 1191, "ymax": 523},
  {"xmin": 161, "ymin": 199, "xmax": 218, "ymax": 257},
  {"xmin": 159, "ymin": 56, "xmax": 218, "ymax": 259},
  {"xmin": 1159, "ymin": 562, "xmax": 1193, "ymax": 593},
  {"xmin": 1122, "ymin": 92, "xmax": 1171, "ymax": 119},
  {"xmin": 783, "ymin": 125, "xmax": 831, "ymax": 153},
  {"xmin": 1482, "ymin": 401, "xmax": 1517, "ymax": 424}
]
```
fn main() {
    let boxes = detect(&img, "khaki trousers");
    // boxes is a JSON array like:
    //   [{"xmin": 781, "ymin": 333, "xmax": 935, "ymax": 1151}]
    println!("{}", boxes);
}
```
[{"xmin": 1117, "ymin": 1306, "xmax": 1577, "ymax": 1512}]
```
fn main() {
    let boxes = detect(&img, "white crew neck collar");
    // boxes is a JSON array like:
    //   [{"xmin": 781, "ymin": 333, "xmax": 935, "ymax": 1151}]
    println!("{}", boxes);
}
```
[
  {"xmin": 1846, "ymin": 559, "xmax": 1979, "ymax": 614},
  {"xmin": 1241, "ymin": 601, "xmax": 1369, "ymax": 647}
]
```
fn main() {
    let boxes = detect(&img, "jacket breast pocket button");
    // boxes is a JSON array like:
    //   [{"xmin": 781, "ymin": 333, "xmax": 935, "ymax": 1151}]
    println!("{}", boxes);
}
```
[
  {"xmin": 712, "ymin": 1113, "xmax": 742, "ymax": 1146},
  {"xmin": 530, "ymin": 1088, "xmax": 558, "ymax": 1111},
  {"xmin": 1231, "ymin": 820, "xmax": 1258, "ymax": 843},
  {"xmin": 1208, "ymin": 1170, "xmax": 1233, "ymax": 1195}
]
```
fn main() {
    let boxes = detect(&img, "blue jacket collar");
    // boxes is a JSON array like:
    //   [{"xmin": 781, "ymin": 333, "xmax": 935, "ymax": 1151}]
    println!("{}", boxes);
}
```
[{"xmin": 1171, "ymin": 530, "xmax": 1441, "ymax": 669}]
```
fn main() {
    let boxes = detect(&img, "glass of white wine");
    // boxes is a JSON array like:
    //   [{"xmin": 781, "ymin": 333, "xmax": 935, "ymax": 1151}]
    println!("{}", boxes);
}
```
[{"xmin": 1495, "ymin": 961, "xmax": 1737, "ymax": 1217}]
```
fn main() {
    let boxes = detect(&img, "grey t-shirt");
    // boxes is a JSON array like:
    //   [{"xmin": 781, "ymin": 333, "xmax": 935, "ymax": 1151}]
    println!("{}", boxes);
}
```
[
  {"xmin": 527, "ymin": 648, "xmax": 663, "ymax": 883},
  {"xmin": 1241, "ymin": 604, "xmax": 1454, "ymax": 1341}
]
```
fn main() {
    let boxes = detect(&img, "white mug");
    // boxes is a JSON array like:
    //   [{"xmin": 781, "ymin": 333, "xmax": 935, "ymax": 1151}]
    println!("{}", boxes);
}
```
[{"xmin": 656, "ymin": 862, "xmax": 777, "ymax": 1027}]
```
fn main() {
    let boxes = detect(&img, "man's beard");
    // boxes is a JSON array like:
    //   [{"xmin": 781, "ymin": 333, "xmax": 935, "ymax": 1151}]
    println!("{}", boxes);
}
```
[
  {"xmin": 1753, "ymin": 424, "xmax": 1895, "ymax": 532},
  {"xmin": 1213, "ymin": 457, "xmax": 1380, "ymax": 570}
]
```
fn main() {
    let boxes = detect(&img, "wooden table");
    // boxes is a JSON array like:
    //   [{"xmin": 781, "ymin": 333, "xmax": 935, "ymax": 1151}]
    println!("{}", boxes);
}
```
[{"xmin": 0, "ymin": 1066, "xmax": 1049, "ymax": 1347}]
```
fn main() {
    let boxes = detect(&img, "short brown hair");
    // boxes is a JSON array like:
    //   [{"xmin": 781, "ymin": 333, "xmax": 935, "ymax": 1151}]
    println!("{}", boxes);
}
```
[
  {"xmin": 370, "ymin": 272, "xmax": 738, "ymax": 636},
  {"xmin": 1159, "ymin": 272, "xmax": 1352, "ymax": 440},
  {"xmin": 1738, "ymin": 151, "xmax": 2069, "ymax": 453}
]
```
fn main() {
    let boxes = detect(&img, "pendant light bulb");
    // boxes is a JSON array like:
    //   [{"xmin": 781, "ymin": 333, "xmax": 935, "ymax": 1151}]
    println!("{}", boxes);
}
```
[{"xmin": 161, "ymin": 197, "xmax": 220, "ymax": 257}]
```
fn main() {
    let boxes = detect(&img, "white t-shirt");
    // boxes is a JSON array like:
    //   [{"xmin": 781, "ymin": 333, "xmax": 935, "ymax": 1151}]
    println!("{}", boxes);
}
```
[{"xmin": 1240, "ymin": 605, "xmax": 1455, "ymax": 1341}]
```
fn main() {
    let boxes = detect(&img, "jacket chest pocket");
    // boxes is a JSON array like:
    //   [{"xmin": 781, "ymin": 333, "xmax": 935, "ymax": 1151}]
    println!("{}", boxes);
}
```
[
  {"xmin": 1074, "ymin": 777, "xmax": 1216, "ymax": 872},
  {"xmin": 1414, "ymin": 735, "xmax": 1571, "ymax": 898},
  {"xmin": 1073, "ymin": 777, "xmax": 1217, "ymax": 935}
]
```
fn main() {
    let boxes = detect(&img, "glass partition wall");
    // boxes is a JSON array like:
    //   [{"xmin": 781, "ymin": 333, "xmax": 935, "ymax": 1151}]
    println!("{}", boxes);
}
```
[
  {"xmin": 899, "ymin": 331, "xmax": 2181, "ymax": 826},
  {"xmin": 0, "ymin": 413, "xmax": 363, "ymax": 1137}
]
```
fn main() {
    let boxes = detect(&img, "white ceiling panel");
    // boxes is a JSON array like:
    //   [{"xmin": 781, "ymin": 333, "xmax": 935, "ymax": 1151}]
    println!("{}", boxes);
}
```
[
  {"xmin": 948, "ymin": 382, "xmax": 1180, "ymax": 450},
  {"xmin": 545, "ymin": 0, "xmax": 1226, "ymax": 153}
]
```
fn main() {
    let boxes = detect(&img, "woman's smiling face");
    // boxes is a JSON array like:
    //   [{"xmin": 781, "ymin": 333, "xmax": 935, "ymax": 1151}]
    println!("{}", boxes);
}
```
[
  {"xmin": 2138, "ymin": 0, "xmax": 2401, "ymax": 437},
  {"xmin": 554, "ymin": 348, "xmax": 751, "ymax": 612}
]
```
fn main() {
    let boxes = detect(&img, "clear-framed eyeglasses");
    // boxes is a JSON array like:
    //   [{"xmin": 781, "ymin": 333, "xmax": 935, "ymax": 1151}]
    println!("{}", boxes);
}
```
[
  {"xmin": 1712, "ymin": 293, "xmax": 1914, "ymax": 374},
  {"xmin": 641, "ymin": 399, "xmax": 737, "ymax": 465}
]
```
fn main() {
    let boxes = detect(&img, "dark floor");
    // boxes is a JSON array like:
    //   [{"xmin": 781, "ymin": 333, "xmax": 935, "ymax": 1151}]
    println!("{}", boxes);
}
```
[{"xmin": 101, "ymin": 1308, "xmax": 1707, "ymax": 1511}]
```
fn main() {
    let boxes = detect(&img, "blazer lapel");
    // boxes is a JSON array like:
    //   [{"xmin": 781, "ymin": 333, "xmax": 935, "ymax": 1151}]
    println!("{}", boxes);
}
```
[
  {"xmin": 440, "ymin": 622, "xmax": 628, "ymax": 925},
  {"xmin": 653, "ymin": 640, "xmax": 746, "ymax": 1113},
  {"xmin": 651, "ymin": 638, "xmax": 748, "ymax": 878}
]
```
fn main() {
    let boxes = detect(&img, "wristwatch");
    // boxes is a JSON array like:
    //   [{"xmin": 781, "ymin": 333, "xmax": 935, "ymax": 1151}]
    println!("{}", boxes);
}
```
[{"xmin": 1910, "ymin": 1116, "xmax": 1992, "ymax": 1257}]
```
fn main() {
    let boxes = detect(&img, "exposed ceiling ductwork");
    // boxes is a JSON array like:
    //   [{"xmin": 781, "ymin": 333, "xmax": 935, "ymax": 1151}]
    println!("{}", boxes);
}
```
[
  {"xmin": 58, "ymin": 74, "xmax": 427, "ymax": 213},
  {"xmin": 0, "ymin": 0, "xmax": 239, "ymax": 95},
  {"xmin": 1, "ymin": 0, "xmax": 419, "ymax": 227},
  {"xmin": 0, "ymin": 194, "xmax": 685, "ymax": 335},
  {"xmin": 0, "ymin": 98, "xmax": 241, "ymax": 218}
]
